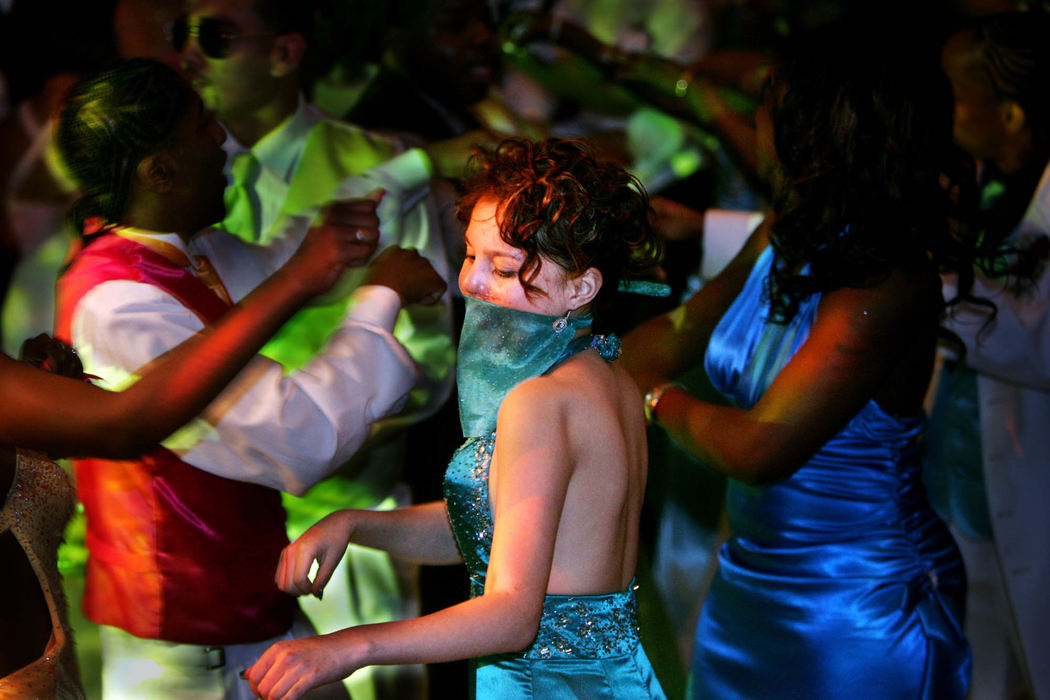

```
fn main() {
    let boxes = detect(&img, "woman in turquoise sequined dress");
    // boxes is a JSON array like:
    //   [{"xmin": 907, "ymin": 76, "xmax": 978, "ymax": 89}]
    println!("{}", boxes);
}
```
[
  {"xmin": 246, "ymin": 139, "xmax": 668, "ymax": 699},
  {"xmin": 622, "ymin": 31, "xmax": 978, "ymax": 700}
]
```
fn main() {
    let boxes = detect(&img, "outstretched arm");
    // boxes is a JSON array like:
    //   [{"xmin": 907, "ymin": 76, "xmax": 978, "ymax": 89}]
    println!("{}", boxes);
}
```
[
  {"xmin": 621, "ymin": 217, "xmax": 770, "ymax": 395},
  {"xmin": 0, "ymin": 218, "xmax": 373, "ymax": 457},
  {"xmin": 246, "ymin": 381, "xmax": 573, "ymax": 700},
  {"xmin": 278, "ymin": 501, "xmax": 462, "ymax": 599},
  {"xmin": 651, "ymin": 266, "xmax": 937, "ymax": 485}
]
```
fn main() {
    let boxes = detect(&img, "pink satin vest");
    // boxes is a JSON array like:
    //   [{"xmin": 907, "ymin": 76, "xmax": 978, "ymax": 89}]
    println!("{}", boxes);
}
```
[{"xmin": 55, "ymin": 233, "xmax": 294, "ymax": 645}]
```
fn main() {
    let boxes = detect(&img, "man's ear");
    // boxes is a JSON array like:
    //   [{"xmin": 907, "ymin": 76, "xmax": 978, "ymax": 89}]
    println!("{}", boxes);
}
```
[
  {"xmin": 271, "ymin": 33, "xmax": 306, "ymax": 78},
  {"xmin": 1001, "ymin": 99, "xmax": 1027, "ymax": 135},
  {"xmin": 568, "ymin": 267, "xmax": 602, "ymax": 309},
  {"xmin": 136, "ymin": 153, "xmax": 176, "ymax": 192}
]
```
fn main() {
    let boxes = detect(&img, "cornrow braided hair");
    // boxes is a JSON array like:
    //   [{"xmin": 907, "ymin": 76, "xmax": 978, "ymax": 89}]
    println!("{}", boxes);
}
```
[
  {"xmin": 972, "ymin": 9, "xmax": 1050, "ymax": 152},
  {"xmin": 56, "ymin": 58, "xmax": 193, "ymax": 237}
]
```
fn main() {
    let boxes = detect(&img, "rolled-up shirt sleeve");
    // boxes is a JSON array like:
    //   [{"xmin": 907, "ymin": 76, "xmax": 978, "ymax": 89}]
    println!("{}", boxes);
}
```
[{"xmin": 71, "ymin": 281, "xmax": 418, "ymax": 495}]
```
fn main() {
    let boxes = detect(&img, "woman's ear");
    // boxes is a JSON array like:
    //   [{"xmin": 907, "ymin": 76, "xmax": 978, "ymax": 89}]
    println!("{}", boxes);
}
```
[
  {"xmin": 568, "ymin": 267, "xmax": 602, "ymax": 308},
  {"xmin": 271, "ymin": 33, "xmax": 306, "ymax": 78},
  {"xmin": 136, "ymin": 153, "xmax": 176, "ymax": 192}
]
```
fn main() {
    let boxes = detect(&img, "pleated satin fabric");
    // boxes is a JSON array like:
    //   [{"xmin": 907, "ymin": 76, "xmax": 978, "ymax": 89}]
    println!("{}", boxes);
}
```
[{"xmin": 692, "ymin": 246, "xmax": 971, "ymax": 699}]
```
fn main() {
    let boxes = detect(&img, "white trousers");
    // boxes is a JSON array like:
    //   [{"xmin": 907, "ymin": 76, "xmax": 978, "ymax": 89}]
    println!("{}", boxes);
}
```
[{"xmin": 98, "ymin": 609, "xmax": 350, "ymax": 700}]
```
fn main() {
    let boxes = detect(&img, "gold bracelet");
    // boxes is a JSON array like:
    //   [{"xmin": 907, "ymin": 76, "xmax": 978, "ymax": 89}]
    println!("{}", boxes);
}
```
[{"xmin": 644, "ymin": 382, "xmax": 685, "ymax": 425}]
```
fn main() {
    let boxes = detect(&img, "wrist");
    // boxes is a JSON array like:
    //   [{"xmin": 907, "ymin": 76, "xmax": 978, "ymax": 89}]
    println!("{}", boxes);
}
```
[
  {"xmin": 266, "ymin": 265, "xmax": 318, "ymax": 305},
  {"xmin": 644, "ymin": 381, "xmax": 685, "ymax": 425}
]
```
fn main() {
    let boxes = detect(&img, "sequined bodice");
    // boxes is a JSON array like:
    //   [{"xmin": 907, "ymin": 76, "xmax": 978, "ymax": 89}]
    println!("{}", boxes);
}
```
[
  {"xmin": 444, "ymin": 435, "xmax": 643, "ymax": 660},
  {"xmin": 443, "ymin": 333, "xmax": 643, "ymax": 660},
  {"xmin": 0, "ymin": 450, "xmax": 84, "ymax": 699}
]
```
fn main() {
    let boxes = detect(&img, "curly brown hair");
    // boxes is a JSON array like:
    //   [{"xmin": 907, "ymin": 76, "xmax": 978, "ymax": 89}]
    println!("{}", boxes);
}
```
[
  {"xmin": 762, "ymin": 26, "xmax": 976, "ymax": 323},
  {"xmin": 456, "ymin": 138, "xmax": 661, "ymax": 312}
]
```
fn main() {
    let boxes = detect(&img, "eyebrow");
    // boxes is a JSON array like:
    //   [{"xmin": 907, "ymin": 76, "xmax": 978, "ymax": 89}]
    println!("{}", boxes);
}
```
[{"xmin": 463, "ymin": 233, "xmax": 522, "ymax": 260}]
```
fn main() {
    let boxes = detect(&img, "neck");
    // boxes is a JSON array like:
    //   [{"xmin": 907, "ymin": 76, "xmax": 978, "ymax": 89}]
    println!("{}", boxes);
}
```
[
  {"xmin": 222, "ymin": 84, "xmax": 299, "ymax": 148},
  {"xmin": 121, "ymin": 203, "xmax": 196, "ymax": 243},
  {"xmin": 994, "ymin": 131, "xmax": 1042, "ymax": 176}
]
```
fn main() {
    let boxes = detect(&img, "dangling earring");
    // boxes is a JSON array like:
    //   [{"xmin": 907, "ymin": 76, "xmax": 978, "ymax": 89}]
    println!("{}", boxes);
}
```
[{"xmin": 553, "ymin": 308, "xmax": 572, "ymax": 333}]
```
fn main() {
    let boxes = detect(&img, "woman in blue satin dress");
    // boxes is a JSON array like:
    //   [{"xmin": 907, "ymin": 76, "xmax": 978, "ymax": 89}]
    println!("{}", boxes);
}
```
[
  {"xmin": 246, "ymin": 138, "xmax": 668, "ymax": 699},
  {"xmin": 622, "ymin": 32, "xmax": 977, "ymax": 700}
]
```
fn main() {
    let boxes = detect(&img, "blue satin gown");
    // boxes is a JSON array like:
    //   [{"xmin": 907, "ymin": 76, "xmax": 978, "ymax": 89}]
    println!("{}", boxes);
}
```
[
  {"xmin": 692, "ymin": 246, "xmax": 971, "ymax": 699},
  {"xmin": 444, "ymin": 335, "xmax": 667, "ymax": 699}
]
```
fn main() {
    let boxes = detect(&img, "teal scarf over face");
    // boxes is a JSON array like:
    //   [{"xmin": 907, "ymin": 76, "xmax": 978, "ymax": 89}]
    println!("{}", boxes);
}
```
[{"xmin": 457, "ymin": 296, "xmax": 592, "ymax": 437}]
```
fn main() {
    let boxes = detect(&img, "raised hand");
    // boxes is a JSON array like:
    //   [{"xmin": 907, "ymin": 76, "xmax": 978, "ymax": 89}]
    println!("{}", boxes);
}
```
[
  {"xmin": 275, "ymin": 510, "xmax": 356, "ymax": 599},
  {"xmin": 363, "ymin": 246, "xmax": 447, "ymax": 307},
  {"xmin": 281, "ymin": 191, "xmax": 385, "ymax": 298}
]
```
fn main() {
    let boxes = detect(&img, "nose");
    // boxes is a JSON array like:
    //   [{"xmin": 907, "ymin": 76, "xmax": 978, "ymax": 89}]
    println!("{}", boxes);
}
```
[
  {"xmin": 459, "ymin": 262, "xmax": 487, "ymax": 299},
  {"xmin": 178, "ymin": 37, "xmax": 205, "ymax": 77}
]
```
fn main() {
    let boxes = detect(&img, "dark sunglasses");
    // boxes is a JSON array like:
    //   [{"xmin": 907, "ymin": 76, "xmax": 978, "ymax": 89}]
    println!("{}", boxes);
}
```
[{"xmin": 170, "ymin": 15, "xmax": 273, "ymax": 59}]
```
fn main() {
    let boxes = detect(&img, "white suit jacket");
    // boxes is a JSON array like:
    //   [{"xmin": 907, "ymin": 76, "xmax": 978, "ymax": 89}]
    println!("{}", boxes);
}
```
[{"xmin": 942, "ymin": 160, "xmax": 1050, "ymax": 700}]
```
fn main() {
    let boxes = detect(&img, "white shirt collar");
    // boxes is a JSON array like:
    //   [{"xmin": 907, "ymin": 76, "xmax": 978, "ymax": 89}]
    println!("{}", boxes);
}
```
[
  {"xmin": 111, "ymin": 226, "xmax": 200, "ymax": 269},
  {"xmin": 222, "ymin": 94, "xmax": 316, "ymax": 183}
]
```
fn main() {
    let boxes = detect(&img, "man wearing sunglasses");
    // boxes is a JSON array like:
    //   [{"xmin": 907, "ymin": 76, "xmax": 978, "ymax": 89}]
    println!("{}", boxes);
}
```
[{"xmin": 174, "ymin": 1, "xmax": 457, "ymax": 699}]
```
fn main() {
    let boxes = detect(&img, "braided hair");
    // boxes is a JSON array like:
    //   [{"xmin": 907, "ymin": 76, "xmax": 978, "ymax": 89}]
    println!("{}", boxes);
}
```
[{"xmin": 55, "ymin": 58, "xmax": 194, "ymax": 235}]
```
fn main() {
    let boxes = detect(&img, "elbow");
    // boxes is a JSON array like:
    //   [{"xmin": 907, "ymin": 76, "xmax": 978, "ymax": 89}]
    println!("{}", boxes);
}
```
[
  {"xmin": 483, "ymin": 592, "xmax": 544, "ymax": 653},
  {"xmin": 503, "ymin": 615, "xmax": 543, "ymax": 653},
  {"xmin": 711, "ymin": 448, "xmax": 804, "ymax": 487},
  {"xmin": 504, "ymin": 606, "xmax": 544, "ymax": 653}
]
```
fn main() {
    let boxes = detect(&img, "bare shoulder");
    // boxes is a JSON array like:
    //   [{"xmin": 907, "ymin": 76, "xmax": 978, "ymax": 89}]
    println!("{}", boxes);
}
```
[
  {"xmin": 819, "ymin": 260, "xmax": 941, "ymax": 344},
  {"xmin": 497, "ymin": 349, "xmax": 629, "ymax": 427}
]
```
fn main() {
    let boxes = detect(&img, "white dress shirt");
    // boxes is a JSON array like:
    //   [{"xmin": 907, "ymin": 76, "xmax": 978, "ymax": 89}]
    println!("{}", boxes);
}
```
[
  {"xmin": 70, "ymin": 228, "xmax": 418, "ymax": 496},
  {"xmin": 221, "ymin": 98, "xmax": 454, "ymax": 422}
]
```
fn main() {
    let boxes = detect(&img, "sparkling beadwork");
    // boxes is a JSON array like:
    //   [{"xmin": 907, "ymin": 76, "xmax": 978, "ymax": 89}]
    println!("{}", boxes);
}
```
[
  {"xmin": 443, "ymin": 374, "xmax": 643, "ymax": 662},
  {"xmin": 590, "ymin": 334, "xmax": 622, "ymax": 361},
  {"xmin": 1, "ymin": 450, "xmax": 81, "ymax": 695}
]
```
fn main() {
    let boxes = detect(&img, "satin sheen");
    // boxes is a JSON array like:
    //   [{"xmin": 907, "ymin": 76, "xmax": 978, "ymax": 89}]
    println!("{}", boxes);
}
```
[
  {"xmin": 456, "ymin": 296, "xmax": 593, "ymax": 437},
  {"xmin": 445, "ymin": 311, "xmax": 666, "ymax": 699},
  {"xmin": 693, "ymin": 246, "xmax": 971, "ymax": 699},
  {"xmin": 54, "ymin": 234, "xmax": 294, "ymax": 644}
]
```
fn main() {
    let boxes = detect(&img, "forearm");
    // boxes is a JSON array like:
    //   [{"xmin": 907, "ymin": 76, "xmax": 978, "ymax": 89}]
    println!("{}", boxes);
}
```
[
  {"xmin": 68, "ymin": 281, "xmax": 416, "ymax": 489},
  {"xmin": 681, "ymin": 82, "xmax": 760, "ymax": 186},
  {"xmin": 653, "ymin": 387, "xmax": 808, "ymax": 485},
  {"xmin": 332, "ymin": 591, "xmax": 541, "ymax": 668},
  {"xmin": 110, "ymin": 267, "xmax": 316, "ymax": 449},
  {"xmin": 248, "ymin": 587, "xmax": 545, "ymax": 695},
  {"xmin": 2, "ymin": 270, "xmax": 315, "ymax": 457},
  {"xmin": 620, "ymin": 308, "xmax": 701, "ymax": 394},
  {"xmin": 623, "ymin": 222, "xmax": 767, "ymax": 393},
  {"xmin": 350, "ymin": 501, "xmax": 462, "ymax": 565},
  {"xmin": 173, "ymin": 313, "xmax": 416, "ymax": 494}
]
